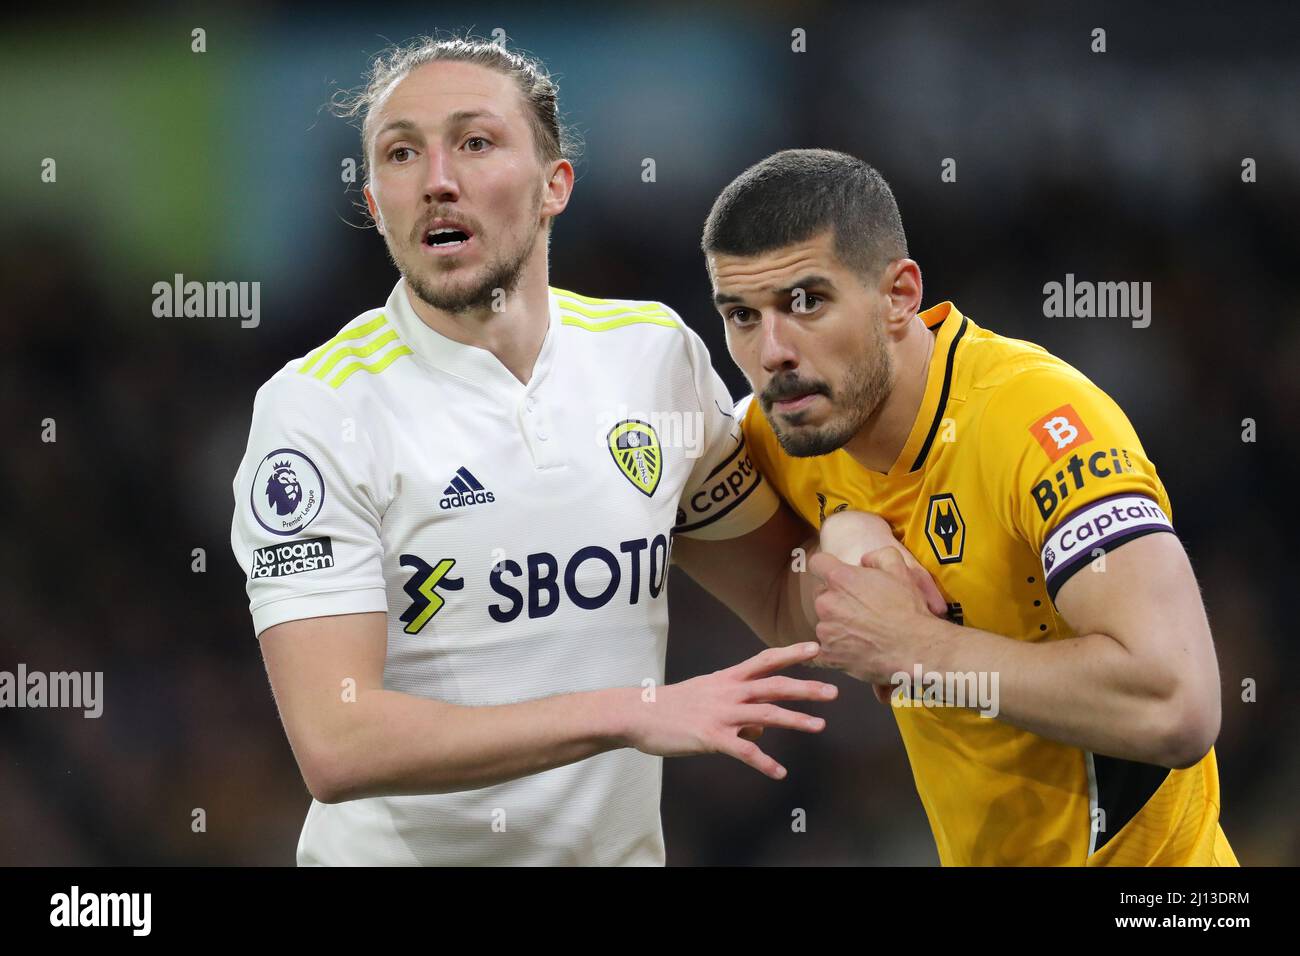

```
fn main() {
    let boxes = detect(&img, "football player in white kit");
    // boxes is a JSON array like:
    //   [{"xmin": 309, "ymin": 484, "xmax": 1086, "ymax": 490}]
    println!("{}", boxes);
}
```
[{"xmin": 230, "ymin": 37, "xmax": 850, "ymax": 865}]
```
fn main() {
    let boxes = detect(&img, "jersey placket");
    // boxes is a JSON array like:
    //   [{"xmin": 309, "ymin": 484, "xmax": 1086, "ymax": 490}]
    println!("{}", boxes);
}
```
[
  {"xmin": 518, "ymin": 291, "xmax": 563, "ymax": 470},
  {"xmin": 387, "ymin": 280, "xmax": 565, "ymax": 470}
]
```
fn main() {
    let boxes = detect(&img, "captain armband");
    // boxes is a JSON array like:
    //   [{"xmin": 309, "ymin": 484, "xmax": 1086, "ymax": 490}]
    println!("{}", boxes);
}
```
[{"xmin": 1040, "ymin": 493, "xmax": 1174, "ymax": 600}]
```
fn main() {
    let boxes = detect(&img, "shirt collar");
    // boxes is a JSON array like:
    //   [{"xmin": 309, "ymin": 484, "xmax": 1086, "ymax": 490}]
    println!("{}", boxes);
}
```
[
  {"xmin": 382, "ymin": 277, "xmax": 561, "ymax": 395},
  {"xmin": 887, "ymin": 301, "xmax": 970, "ymax": 476}
]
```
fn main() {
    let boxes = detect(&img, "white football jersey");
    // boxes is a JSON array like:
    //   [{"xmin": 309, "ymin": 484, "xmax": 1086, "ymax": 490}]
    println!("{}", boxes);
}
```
[{"xmin": 230, "ymin": 278, "xmax": 777, "ymax": 866}]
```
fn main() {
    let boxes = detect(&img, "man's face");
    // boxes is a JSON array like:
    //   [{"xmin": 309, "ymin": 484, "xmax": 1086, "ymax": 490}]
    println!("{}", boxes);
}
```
[
  {"xmin": 710, "ymin": 230, "xmax": 897, "ymax": 457},
  {"xmin": 363, "ymin": 60, "xmax": 559, "ymax": 313}
]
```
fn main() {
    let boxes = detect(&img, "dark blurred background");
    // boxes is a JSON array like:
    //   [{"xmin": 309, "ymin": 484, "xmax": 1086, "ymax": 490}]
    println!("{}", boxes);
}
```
[{"xmin": 2, "ymin": 0, "xmax": 1296, "ymax": 865}]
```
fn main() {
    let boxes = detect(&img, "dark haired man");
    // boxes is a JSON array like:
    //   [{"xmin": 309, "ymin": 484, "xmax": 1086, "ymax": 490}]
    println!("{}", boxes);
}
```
[{"xmin": 675, "ymin": 148, "xmax": 1237, "ymax": 866}]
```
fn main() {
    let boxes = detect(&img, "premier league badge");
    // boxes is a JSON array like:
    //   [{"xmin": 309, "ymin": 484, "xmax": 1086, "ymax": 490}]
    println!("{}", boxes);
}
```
[{"xmin": 251, "ymin": 448, "xmax": 326, "ymax": 535}]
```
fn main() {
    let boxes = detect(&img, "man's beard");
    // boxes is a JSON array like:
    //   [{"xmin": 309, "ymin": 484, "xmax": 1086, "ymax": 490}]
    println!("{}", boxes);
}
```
[
  {"xmin": 764, "ymin": 318, "xmax": 896, "ymax": 458},
  {"xmin": 404, "ymin": 238, "xmax": 536, "ymax": 314},
  {"xmin": 389, "ymin": 188, "xmax": 543, "ymax": 315}
]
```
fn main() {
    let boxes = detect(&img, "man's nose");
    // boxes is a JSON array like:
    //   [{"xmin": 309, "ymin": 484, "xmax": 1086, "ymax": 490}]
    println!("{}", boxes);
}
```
[
  {"xmin": 759, "ymin": 313, "xmax": 799, "ymax": 372},
  {"xmin": 423, "ymin": 145, "xmax": 460, "ymax": 203}
]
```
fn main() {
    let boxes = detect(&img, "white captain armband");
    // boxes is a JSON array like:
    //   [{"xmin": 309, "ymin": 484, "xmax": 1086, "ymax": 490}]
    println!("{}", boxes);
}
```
[
  {"xmin": 673, "ymin": 434, "xmax": 766, "ymax": 536},
  {"xmin": 1041, "ymin": 493, "xmax": 1174, "ymax": 600}
]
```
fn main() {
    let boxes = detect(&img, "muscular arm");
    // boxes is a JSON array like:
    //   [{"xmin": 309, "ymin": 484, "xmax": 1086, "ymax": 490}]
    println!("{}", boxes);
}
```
[
  {"xmin": 813, "ymin": 530, "xmax": 1222, "ymax": 769},
  {"xmin": 926, "ymin": 532, "xmax": 1221, "ymax": 768},
  {"xmin": 260, "ymin": 612, "xmax": 836, "ymax": 803}
]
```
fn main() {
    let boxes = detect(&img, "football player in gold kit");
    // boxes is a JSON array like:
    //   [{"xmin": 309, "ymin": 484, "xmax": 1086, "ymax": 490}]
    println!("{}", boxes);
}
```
[{"xmin": 673, "ymin": 149, "xmax": 1236, "ymax": 866}]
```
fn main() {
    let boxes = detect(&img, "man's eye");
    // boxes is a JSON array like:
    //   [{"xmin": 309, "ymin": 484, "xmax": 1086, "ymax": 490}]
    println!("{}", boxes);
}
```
[
  {"xmin": 465, "ymin": 136, "xmax": 491, "ymax": 152},
  {"xmin": 389, "ymin": 146, "xmax": 414, "ymax": 163},
  {"xmin": 792, "ymin": 294, "xmax": 823, "ymax": 314},
  {"xmin": 728, "ymin": 308, "xmax": 758, "ymax": 327}
]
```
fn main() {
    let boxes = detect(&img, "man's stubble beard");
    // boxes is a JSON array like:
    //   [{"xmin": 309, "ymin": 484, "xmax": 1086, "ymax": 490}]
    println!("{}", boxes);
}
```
[
  {"xmin": 389, "ymin": 183, "xmax": 544, "ymax": 315},
  {"xmin": 769, "ymin": 316, "xmax": 896, "ymax": 458}
]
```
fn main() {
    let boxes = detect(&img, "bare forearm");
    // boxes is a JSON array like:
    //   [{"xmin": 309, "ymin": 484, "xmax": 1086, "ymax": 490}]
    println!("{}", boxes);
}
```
[
  {"xmin": 768, "ymin": 533, "xmax": 821, "ymax": 647},
  {"xmin": 317, "ymin": 685, "xmax": 638, "ymax": 801},
  {"xmin": 924, "ymin": 616, "xmax": 1188, "ymax": 765}
]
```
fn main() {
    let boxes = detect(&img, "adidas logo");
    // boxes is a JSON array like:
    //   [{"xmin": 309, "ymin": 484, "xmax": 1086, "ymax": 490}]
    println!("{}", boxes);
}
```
[{"xmin": 439, "ymin": 466, "xmax": 496, "ymax": 510}]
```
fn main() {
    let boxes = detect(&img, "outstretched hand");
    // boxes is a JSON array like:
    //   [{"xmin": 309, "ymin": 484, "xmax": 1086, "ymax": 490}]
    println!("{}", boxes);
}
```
[{"xmin": 626, "ymin": 642, "xmax": 838, "ymax": 779}]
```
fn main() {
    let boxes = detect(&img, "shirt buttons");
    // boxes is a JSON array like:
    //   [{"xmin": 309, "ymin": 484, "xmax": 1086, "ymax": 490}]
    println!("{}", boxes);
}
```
[
  {"xmin": 537, "ymin": 431, "xmax": 549, "ymax": 441},
  {"xmin": 525, "ymin": 397, "xmax": 537, "ymax": 413}
]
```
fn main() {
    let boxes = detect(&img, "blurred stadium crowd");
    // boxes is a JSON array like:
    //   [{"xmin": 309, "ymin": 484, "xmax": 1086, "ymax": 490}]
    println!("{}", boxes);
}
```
[{"xmin": 2, "ymin": 1, "xmax": 1296, "ymax": 864}]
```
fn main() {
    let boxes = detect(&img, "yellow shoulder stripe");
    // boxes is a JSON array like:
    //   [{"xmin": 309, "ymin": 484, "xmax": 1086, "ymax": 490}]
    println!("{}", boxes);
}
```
[
  {"xmin": 326, "ymin": 345, "xmax": 414, "ymax": 388},
  {"xmin": 553, "ymin": 287, "xmax": 663, "ymax": 311},
  {"xmin": 298, "ymin": 313, "xmax": 413, "ymax": 388},
  {"xmin": 309, "ymin": 329, "xmax": 399, "ymax": 379},
  {"xmin": 299, "ymin": 314, "xmax": 389, "ymax": 374},
  {"xmin": 550, "ymin": 289, "xmax": 680, "ymax": 332},
  {"xmin": 560, "ymin": 311, "xmax": 680, "ymax": 332}
]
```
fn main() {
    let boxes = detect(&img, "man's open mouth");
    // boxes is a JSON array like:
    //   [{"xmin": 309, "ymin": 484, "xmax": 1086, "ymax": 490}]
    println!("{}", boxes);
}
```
[{"xmin": 424, "ymin": 227, "xmax": 472, "ymax": 249}]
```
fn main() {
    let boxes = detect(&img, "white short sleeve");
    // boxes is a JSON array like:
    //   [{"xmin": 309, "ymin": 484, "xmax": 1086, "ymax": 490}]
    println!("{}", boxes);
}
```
[
  {"xmin": 671, "ymin": 321, "xmax": 778, "ymax": 541},
  {"xmin": 230, "ymin": 372, "xmax": 388, "ymax": 636}
]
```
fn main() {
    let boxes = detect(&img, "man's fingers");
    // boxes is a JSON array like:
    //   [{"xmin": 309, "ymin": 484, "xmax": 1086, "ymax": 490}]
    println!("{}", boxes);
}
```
[
  {"xmin": 861, "ymin": 545, "xmax": 908, "ymax": 575},
  {"xmin": 738, "ymin": 703, "xmax": 827, "ymax": 734},
  {"xmin": 808, "ymin": 550, "xmax": 851, "ymax": 584},
  {"xmin": 744, "ymin": 675, "xmax": 839, "ymax": 703},
  {"xmin": 719, "ymin": 736, "xmax": 787, "ymax": 780},
  {"xmin": 812, "ymin": 552, "xmax": 880, "ymax": 606},
  {"xmin": 731, "ymin": 641, "xmax": 821, "ymax": 679},
  {"xmin": 815, "ymin": 620, "xmax": 850, "ymax": 644},
  {"xmin": 738, "ymin": 725, "xmax": 765, "ymax": 742},
  {"xmin": 814, "ymin": 633, "xmax": 878, "ymax": 682},
  {"xmin": 814, "ymin": 587, "xmax": 861, "ymax": 625},
  {"xmin": 860, "ymin": 547, "xmax": 950, "ymax": 618},
  {"xmin": 890, "ymin": 547, "xmax": 949, "ymax": 615},
  {"xmin": 909, "ymin": 565, "xmax": 950, "ymax": 617}
]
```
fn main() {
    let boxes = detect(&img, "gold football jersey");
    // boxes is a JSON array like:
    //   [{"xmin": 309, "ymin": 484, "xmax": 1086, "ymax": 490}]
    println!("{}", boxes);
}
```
[{"xmin": 743, "ymin": 301, "xmax": 1236, "ymax": 866}]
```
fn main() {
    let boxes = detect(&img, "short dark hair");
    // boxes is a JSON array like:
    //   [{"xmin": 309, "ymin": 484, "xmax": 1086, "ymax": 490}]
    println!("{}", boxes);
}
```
[{"xmin": 702, "ymin": 149, "xmax": 908, "ymax": 279}]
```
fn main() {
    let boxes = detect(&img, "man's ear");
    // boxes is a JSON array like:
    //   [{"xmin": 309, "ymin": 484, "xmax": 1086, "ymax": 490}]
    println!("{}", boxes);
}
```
[
  {"xmin": 363, "ymin": 183, "xmax": 385, "ymax": 235},
  {"xmin": 882, "ymin": 258, "xmax": 923, "ymax": 325},
  {"xmin": 540, "ymin": 158, "xmax": 575, "ymax": 221}
]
